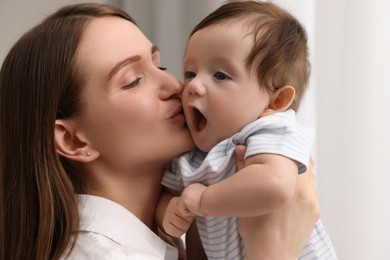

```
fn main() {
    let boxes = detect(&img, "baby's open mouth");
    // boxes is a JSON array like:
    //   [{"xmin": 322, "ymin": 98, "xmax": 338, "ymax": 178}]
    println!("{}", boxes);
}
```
[{"xmin": 193, "ymin": 108, "xmax": 207, "ymax": 132}]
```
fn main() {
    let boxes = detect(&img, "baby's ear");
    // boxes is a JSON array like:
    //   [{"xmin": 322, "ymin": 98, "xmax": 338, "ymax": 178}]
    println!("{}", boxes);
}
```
[
  {"xmin": 54, "ymin": 119, "xmax": 99, "ymax": 162},
  {"xmin": 268, "ymin": 86, "xmax": 295, "ymax": 112}
]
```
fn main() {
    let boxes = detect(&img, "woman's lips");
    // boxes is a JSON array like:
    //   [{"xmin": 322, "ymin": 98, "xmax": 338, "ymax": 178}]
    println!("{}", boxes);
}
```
[{"xmin": 169, "ymin": 106, "xmax": 186, "ymax": 125}]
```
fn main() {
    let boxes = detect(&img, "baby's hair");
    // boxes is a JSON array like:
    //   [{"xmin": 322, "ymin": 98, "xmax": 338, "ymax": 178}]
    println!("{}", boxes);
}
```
[{"xmin": 190, "ymin": 0, "xmax": 310, "ymax": 110}]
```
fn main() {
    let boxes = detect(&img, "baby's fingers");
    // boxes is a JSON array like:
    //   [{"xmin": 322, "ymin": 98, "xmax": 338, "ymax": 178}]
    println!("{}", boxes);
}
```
[{"xmin": 176, "ymin": 196, "xmax": 197, "ymax": 217}]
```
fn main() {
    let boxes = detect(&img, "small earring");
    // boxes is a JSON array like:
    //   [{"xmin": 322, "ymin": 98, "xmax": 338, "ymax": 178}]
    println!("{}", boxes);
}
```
[{"xmin": 87, "ymin": 152, "xmax": 91, "ymax": 156}]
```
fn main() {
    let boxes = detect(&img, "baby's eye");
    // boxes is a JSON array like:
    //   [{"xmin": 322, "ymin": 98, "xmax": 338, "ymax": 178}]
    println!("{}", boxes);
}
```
[
  {"xmin": 158, "ymin": 66, "xmax": 167, "ymax": 71},
  {"xmin": 184, "ymin": 71, "xmax": 196, "ymax": 79},
  {"xmin": 214, "ymin": 71, "xmax": 230, "ymax": 80}
]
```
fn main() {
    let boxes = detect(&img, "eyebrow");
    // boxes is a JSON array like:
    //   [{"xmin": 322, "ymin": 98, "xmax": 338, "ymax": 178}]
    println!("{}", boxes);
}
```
[{"xmin": 107, "ymin": 45, "xmax": 159, "ymax": 80}]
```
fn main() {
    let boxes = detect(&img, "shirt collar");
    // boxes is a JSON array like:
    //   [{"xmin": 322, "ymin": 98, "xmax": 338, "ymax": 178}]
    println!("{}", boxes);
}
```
[{"xmin": 76, "ymin": 194, "xmax": 178, "ymax": 259}]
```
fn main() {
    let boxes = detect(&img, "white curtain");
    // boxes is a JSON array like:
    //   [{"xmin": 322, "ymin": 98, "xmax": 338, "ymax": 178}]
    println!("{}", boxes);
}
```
[
  {"xmin": 120, "ymin": 0, "xmax": 225, "ymax": 79},
  {"xmin": 314, "ymin": 1, "xmax": 390, "ymax": 259}
]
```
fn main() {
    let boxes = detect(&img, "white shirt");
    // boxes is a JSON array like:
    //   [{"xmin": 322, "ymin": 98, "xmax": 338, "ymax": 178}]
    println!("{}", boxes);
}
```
[{"xmin": 61, "ymin": 195, "xmax": 179, "ymax": 260}]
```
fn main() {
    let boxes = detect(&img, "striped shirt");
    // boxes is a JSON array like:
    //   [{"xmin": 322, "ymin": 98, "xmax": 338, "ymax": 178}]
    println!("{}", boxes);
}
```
[{"xmin": 162, "ymin": 110, "xmax": 337, "ymax": 259}]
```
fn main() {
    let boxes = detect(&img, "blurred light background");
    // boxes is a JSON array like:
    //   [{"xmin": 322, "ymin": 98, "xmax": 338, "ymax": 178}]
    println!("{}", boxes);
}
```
[{"xmin": 1, "ymin": 0, "xmax": 389, "ymax": 259}]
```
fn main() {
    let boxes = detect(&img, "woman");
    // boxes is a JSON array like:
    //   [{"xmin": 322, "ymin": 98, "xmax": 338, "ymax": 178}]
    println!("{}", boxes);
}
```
[{"xmin": 0, "ymin": 3, "xmax": 319, "ymax": 259}]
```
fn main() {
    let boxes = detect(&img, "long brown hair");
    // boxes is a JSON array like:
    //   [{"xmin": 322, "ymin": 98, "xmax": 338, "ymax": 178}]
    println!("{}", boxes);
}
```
[
  {"xmin": 190, "ymin": 0, "xmax": 310, "ymax": 111},
  {"xmin": 0, "ymin": 4, "xmax": 135, "ymax": 259}
]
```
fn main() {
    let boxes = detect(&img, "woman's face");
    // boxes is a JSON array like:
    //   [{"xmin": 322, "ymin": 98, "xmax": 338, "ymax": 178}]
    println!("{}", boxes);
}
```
[{"xmin": 74, "ymin": 17, "xmax": 193, "ymax": 170}]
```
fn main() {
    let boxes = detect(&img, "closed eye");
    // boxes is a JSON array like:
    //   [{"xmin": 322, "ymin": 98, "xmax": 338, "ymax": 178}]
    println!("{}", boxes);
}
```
[
  {"xmin": 214, "ymin": 71, "xmax": 231, "ymax": 80},
  {"xmin": 122, "ymin": 77, "xmax": 142, "ymax": 90}
]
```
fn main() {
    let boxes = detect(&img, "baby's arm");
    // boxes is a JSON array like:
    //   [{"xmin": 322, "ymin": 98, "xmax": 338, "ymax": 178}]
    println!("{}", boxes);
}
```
[{"xmin": 182, "ymin": 153, "xmax": 298, "ymax": 217}]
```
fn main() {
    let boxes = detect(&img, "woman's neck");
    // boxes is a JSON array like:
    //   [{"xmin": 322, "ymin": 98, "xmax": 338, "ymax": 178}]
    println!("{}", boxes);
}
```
[{"xmin": 82, "ymin": 164, "xmax": 165, "ymax": 231}]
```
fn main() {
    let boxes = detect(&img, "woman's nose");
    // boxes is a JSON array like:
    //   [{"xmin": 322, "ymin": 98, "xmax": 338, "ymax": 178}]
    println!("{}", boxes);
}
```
[{"xmin": 158, "ymin": 69, "xmax": 183, "ymax": 100}]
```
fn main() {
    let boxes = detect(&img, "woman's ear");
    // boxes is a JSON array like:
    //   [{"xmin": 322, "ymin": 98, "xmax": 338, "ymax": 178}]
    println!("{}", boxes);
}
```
[
  {"xmin": 268, "ymin": 86, "xmax": 295, "ymax": 112},
  {"xmin": 54, "ymin": 119, "xmax": 99, "ymax": 162}
]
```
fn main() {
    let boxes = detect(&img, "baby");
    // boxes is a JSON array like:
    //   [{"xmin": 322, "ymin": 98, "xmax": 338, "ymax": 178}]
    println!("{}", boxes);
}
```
[{"xmin": 160, "ymin": 1, "xmax": 337, "ymax": 259}]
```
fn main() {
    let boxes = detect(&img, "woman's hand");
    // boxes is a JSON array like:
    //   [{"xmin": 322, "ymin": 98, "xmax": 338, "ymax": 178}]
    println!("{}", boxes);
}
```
[
  {"xmin": 235, "ymin": 146, "xmax": 320, "ymax": 259},
  {"xmin": 161, "ymin": 196, "xmax": 196, "ymax": 237}
]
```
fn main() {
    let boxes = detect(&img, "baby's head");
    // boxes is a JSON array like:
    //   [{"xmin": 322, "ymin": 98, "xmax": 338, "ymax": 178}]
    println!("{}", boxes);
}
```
[
  {"xmin": 183, "ymin": 1, "xmax": 310, "ymax": 152},
  {"xmin": 190, "ymin": 0, "xmax": 310, "ymax": 111}
]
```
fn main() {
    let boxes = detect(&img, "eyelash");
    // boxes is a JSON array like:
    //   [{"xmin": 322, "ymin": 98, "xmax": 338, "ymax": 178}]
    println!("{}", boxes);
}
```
[
  {"xmin": 123, "ymin": 77, "xmax": 142, "ymax": 89},
  {"xmin": 121, "ymin": 66, "xmax": 166, "ymax": 90}
]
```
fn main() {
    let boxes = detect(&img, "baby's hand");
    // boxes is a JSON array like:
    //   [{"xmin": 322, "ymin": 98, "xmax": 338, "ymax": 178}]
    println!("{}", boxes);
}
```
[
  {"xmin": 181, "ymin": 183, "xmax": 207, "ymax": 217},
  {"xmin": 162, "ymin": 196, "xmax": 195, "ymax": 237}
]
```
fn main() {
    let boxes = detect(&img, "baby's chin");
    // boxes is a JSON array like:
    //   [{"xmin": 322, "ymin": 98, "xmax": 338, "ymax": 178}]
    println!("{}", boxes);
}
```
[{"xmin": 192, "ymin": 135, "xmax": 217, "ymax": 153}]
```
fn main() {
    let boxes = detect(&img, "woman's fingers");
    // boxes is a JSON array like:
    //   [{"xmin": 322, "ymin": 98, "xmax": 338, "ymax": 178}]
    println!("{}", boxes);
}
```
[
  {"xmin": 234, "ymin": 145, "xmax": 246, "ymax": 171},
  {"xmin": 166, "ymin": 212, "xmax": 195, "ymax": 237}
]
